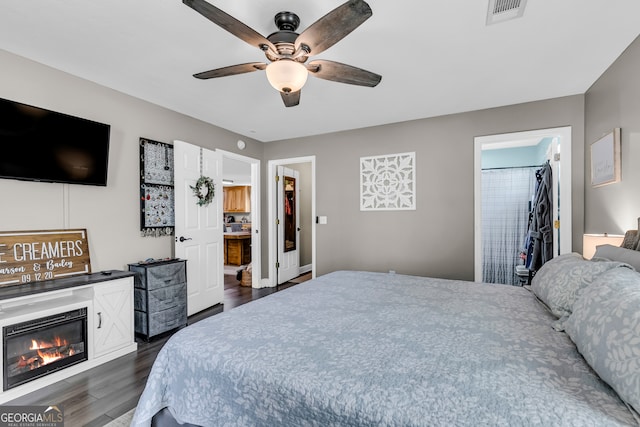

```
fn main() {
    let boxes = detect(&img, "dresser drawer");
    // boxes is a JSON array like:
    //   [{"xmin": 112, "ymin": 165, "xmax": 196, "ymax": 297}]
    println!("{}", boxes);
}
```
[
  {"xmin": 135, "ymin": 304, "xmax": 187, "ymax": 337},
  {"xmin": 134, "ymin": 282, "xmax": 186, "ymax": 312},
  {"xmin": 132, "ymin": 261, "xmax": 186, "ymax": 290}
]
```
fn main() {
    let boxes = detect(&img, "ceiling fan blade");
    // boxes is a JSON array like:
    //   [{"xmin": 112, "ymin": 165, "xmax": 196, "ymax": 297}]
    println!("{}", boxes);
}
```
[
  {"xmin": 295, "ymin": 0, "xmax": 372, "ymax": 56},
  {"xmin": 307, "ymin": 60, "xmax": 381, "ymax": 87},
  {"xmin": 183, "ymin": 0, "xmax": 277, "ymax": 53},
  {"xmin": 280, "ymin": 90, "xmax": 301, "ymax": 107},
  {"xmin": 193, "ymin": 63, "xmax": 266, "ymax": 79}
]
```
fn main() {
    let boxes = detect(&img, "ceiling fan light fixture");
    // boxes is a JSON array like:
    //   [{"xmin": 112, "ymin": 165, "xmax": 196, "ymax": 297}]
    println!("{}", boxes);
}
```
[{"xmin": 265, "ymin": 60, "xmax": 308, "ymax": 93}]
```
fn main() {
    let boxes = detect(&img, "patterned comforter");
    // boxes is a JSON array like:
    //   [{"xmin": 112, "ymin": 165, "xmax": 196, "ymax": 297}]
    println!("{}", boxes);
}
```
[{"xmin": 131, "ymin": 271, "xmax": 637, "ymax": 426}]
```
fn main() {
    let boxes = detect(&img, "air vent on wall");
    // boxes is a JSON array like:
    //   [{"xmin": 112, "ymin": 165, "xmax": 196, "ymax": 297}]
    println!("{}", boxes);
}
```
[{"xmin": 486, "ymin": 0, "xmax": 527, "ymax": 25}]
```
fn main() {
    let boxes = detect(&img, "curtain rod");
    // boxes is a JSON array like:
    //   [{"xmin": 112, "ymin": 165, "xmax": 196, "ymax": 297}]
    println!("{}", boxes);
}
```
[{"xmin": 482, "ymin": 165, "xmax": 542, "ymax": 171}]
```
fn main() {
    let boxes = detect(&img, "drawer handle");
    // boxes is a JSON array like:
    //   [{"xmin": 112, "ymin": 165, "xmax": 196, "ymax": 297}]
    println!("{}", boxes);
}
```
[{"xmin": 97, "ymin": 312, "xmax": 102, "ymax": 329}]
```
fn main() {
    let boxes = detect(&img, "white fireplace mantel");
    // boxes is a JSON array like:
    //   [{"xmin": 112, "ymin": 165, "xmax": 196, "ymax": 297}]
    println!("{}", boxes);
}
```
[{"xmin": 0, "ymin": 271, "xmax": 137, "ymax": 403}]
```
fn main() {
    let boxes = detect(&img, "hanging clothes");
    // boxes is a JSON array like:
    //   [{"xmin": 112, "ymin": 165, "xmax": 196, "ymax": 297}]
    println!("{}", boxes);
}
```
[{"xmin": 524, "ymin": 161, "xmax": 553, "ymax": 272}]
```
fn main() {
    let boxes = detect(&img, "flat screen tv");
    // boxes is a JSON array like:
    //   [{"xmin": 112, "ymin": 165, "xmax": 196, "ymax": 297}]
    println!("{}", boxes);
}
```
[{"xmin": 0, "ymin": 97, "xmax": 110, "ymax": 186}]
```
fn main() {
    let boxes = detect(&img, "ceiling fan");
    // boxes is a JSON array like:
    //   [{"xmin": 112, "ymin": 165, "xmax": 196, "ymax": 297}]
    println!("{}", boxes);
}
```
[{"xmin": 182, "ymin": 0, "xmax": 382, "ymax": 107}]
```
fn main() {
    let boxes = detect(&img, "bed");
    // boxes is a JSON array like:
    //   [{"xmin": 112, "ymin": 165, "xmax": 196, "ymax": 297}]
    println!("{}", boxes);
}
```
[{"xmin": 131, "ymin": 254, "xmax": 640, "ymax": 426}]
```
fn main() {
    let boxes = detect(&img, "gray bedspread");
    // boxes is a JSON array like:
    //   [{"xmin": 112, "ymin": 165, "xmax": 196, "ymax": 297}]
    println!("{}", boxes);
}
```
[{"xmin": 131, "ymin": 271, "xmax": 637, "ymax": 426}]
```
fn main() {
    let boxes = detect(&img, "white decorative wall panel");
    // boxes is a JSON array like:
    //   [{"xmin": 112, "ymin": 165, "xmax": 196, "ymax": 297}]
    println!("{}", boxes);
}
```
[{"xmin": 360, "ymin": 152, "xmax": 416, "ymax": 211}]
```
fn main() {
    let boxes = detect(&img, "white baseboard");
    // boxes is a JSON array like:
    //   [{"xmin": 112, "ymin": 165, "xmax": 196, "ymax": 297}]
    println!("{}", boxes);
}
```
[
  {"xmin": 257, "ymin": 264, "xmax": 312, "ymax": 289},
  {"xmin": 299, "ymin": 264, "xmax": 312, "ymax": 275}
]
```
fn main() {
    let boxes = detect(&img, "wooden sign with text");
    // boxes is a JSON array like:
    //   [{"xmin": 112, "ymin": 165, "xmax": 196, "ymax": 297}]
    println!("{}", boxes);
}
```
[{"xmin": 0, "ymin": 229, "xmax": 91, "ymax": 287}]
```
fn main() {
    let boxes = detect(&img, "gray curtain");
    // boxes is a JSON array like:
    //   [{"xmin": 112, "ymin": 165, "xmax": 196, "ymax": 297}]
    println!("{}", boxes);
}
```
[{"xmin": 482, "ymin": 167, "xmax": 537, "ymax": 285}]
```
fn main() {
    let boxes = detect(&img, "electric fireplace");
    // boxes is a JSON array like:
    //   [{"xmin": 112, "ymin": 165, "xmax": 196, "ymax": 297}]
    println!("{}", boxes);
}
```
[{"xmin": 3, "ymin": 308, "xmax": 88, "ymax": 391}]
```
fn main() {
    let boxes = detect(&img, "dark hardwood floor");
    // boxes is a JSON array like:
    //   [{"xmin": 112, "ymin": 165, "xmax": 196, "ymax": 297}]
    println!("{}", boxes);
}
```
[{"xmin": 6, "ymin": 273, "xmax": 310, "ymax": 426}]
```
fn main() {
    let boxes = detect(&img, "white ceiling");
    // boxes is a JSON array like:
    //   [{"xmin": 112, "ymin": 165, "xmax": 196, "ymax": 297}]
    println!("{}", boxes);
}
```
[{"xmin": 1, "ymin": 1, "xmax": 639, "ymax": 142}]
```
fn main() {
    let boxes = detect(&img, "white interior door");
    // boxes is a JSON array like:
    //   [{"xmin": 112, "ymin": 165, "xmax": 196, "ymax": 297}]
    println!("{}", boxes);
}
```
[
  {"xmin": 277, "ymin": 166, "xmax": 300, "ymax": 284},
  {"xmin": 174, "ymin": 140, "xmax": 223, "ymax": 315}
]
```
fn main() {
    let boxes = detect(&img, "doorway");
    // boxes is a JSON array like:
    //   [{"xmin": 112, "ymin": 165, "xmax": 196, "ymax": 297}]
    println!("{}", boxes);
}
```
[
  {"xmin": 276, "ymin": 166, "xmax": 301, "ymax": 283},
  {"xmin": 219, "ymin": 150, "xmax": 261, "ymax": 287},
  {"xmin": 268, "ymin": 156, "xmax": 316, "ymax": 287},
  {"xmin": 473, "ymin": 127, "xmax": 572, "ymax": 283}
]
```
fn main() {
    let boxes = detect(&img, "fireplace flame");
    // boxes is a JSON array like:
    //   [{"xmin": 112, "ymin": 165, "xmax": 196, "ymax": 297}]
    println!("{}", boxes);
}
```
[{"xmin": 29, "ymin": 336, "xmax": 75, "ymax": 366}]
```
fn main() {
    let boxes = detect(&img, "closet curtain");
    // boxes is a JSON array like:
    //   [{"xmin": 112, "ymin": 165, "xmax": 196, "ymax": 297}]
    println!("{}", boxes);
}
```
[{"xmin": 482, "ymin": 167, "xmax": 537, "ymax": 285}]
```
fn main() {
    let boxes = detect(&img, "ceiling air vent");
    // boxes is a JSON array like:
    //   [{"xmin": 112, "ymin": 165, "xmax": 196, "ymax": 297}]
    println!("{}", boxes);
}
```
[{"xmin": 486, "ymin": 0, "xmax": 527, "ymax": 25}]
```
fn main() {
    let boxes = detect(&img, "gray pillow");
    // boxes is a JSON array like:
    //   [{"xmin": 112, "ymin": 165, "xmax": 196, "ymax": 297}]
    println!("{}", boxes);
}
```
[
  {"xmin": 565, "ymin": 267, "xmax": 640, "ymax": 414},
  {"xmin": 531, "ymin": 253, "xmax": 631, "ymax": 329},
  {"xmin": 593, "ymin": 244, "xmax": 640, "ymax": 271}
]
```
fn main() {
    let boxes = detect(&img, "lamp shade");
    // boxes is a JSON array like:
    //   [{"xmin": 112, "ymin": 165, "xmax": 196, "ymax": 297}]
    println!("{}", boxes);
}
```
[
  {"xmin": 265, "ymin": 60, "xmax": 308, "ymax": 93},
  {"xmin": 582, "ymin": 234, "xmax": 624, "ymax": 259}
]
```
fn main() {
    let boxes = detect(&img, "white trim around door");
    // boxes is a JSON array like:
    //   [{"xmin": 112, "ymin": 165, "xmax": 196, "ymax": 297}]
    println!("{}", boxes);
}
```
[
  {"xmin": 267, "ymin": 156, "xmax": 316, "ymax": 288},
  {"xmin": 217, "ymin": 149, "xmax": 261, "ymax": 288},
  {"xmin": 473, "ymin": 126, "xmax": 572, "ymax": 283}
]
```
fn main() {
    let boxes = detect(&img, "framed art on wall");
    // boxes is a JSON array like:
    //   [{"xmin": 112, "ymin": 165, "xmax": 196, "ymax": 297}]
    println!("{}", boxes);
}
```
[
  {"xmin": 590, "ymin": 128, "xmax": 621, "ymax": 187},
  {"xmin": 360, "ymin": 152, "xmax": 416, "ymax": 211},
  {"xmin": 140, "ymin": 138, "xmax": 175, "ymax": 236}
]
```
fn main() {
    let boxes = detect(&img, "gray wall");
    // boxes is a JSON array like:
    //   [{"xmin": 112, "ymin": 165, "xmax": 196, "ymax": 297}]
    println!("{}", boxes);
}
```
[
  {"xmin": 0, "ymin": 47, "xmax": 593, "ymax": 283},
  {"xmin": 585, "ymin": 35, "xmax": 640, "ymax": 234},
  {"xmin": 0, "ymin": 49, "xmax": 262, "ymax": 272},
  {"xmin": 263, "ymin": 96, "xmax": 585, "ymax": 280}
]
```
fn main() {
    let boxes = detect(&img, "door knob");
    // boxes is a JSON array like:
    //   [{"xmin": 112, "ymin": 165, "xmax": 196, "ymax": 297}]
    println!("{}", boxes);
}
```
[{"xmin": 178, "ymin": 236, "xmax": 192, "ymax": 242}]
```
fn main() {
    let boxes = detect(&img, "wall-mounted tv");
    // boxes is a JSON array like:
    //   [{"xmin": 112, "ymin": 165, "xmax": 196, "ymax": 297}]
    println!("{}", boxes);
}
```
[{"xmin": 0, "ymin": 97, "xmax": 110, "ymax": 186}]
